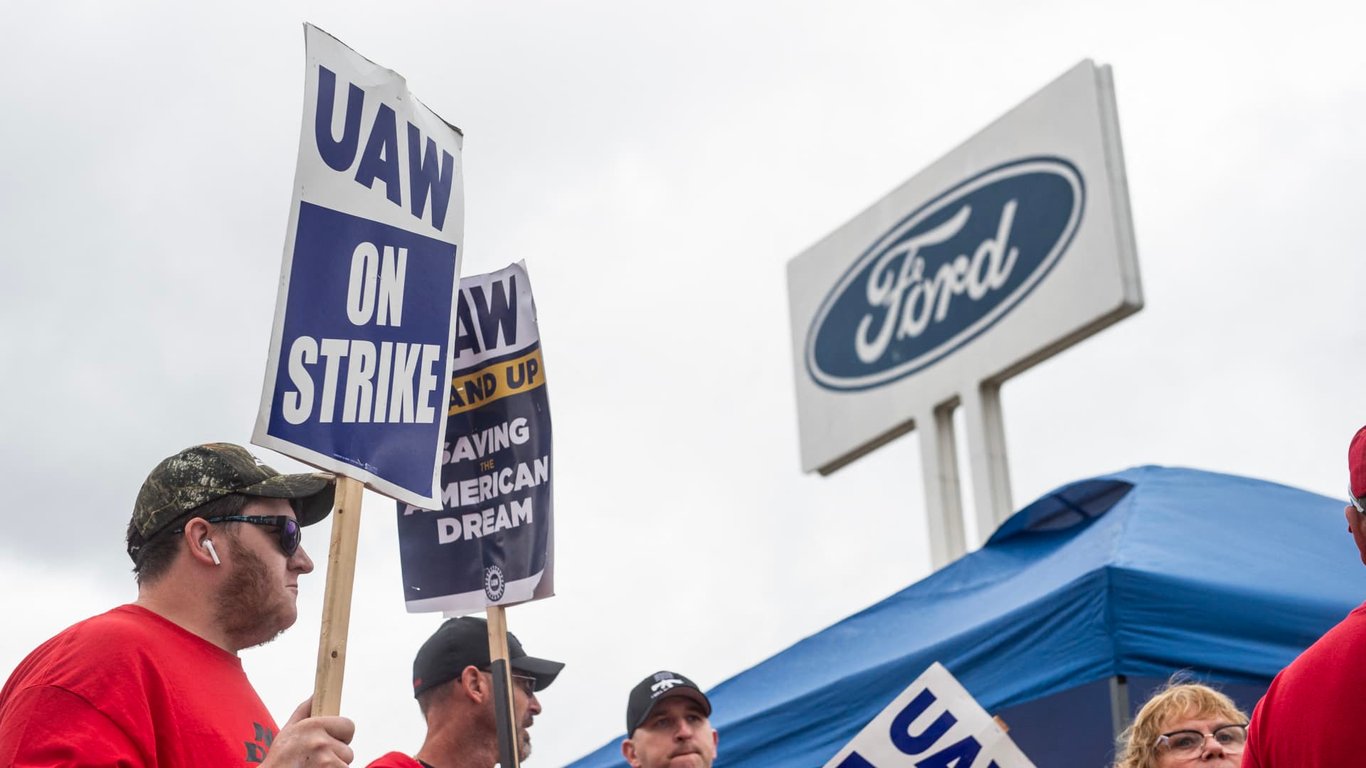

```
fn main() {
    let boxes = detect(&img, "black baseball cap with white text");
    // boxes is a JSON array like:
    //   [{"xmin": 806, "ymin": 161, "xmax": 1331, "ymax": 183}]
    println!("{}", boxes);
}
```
[{"xmin": 626, "ymin": 670, "xmax": 712, "ymax": 733}]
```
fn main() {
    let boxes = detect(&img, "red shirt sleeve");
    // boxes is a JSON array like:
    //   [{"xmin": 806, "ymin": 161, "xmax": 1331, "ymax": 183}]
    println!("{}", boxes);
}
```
[
  {"xmin": 1241, "ymin": 699, "xmax": 1265, "ymax": 768},
  {"xmin": 0, "ymin": 684, "xmax": 145, "ymax": 767}
]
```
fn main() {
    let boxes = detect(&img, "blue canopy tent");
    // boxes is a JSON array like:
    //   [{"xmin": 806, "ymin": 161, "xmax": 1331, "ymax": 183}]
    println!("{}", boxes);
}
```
[{"xmin": 569, "ymin": 466, "xmax": 1365, "ymax": 767}]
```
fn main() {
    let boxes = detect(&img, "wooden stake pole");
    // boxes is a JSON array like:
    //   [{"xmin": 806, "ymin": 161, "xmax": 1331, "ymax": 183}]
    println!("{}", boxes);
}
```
[
  {"xmin": 487, "ymin": 605, "xmax": 522, "ymax": 768},
  {"xmin": 311, "ymin": 475, "xmax": 365, "ymax": 717}
]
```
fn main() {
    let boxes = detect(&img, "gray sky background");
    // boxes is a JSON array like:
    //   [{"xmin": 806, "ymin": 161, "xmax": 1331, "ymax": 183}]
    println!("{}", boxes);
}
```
[{"xmin": 2, "ymin": 1, "xmax": 1364, "ymax": 765}]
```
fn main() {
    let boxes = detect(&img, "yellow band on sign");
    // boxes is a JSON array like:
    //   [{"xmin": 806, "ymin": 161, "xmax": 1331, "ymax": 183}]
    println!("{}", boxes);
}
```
[{"xmin": 448, "ymin": 348, "xmax": 546, "ymax": 416}]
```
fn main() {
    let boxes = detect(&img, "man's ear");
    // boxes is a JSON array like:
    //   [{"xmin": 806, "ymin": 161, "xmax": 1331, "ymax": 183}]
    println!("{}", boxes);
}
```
[
  {"xmin": 459, "ymin": 665, "xmax": 487, "ymax": 703},
  {"xmin": 182, "ymin": 518, "xmax": 218, "ymax": 567},
  {"xmin": 621, "ymin": 738, "xmax": 639, "ymax": 768}
]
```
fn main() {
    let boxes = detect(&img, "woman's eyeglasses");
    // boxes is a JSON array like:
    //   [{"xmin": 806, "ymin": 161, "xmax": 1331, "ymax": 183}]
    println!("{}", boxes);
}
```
[{"xmin": 1154, "ymin": 724, "xmax": 1247, "ymax": 757}]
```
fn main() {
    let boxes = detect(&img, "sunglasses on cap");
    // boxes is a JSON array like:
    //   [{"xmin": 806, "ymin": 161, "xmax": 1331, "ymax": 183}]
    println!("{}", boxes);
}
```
[
  {"xmin": 1350, "ymin": 485, "xmax": 1366, "ymax": 515},
  {"xmin": 181, "ymin": 515, "xmax": 302, "ymax": 557}
]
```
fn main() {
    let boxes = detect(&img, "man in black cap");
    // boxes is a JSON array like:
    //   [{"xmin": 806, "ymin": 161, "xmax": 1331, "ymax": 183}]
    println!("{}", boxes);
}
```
[
  {"xmin": 0, "ymin": 442, "xmax": 355, "ymax": 767},
  {"xmin": 367, "ymin": 616, "xmax": 564, "ymax": 768},
  {"xmin": 621, "ymin": 671, "xmax": 718, "ymax": 768}
]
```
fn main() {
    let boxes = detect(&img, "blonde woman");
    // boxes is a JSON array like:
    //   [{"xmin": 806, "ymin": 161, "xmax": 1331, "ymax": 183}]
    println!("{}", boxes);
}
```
[{"xmin": 1112, "ymin": 682, "xmax": 1248, "ymax": 768}]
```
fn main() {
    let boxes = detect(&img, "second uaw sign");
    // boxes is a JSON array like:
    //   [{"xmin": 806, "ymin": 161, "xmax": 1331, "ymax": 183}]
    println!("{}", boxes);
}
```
[{"xmin": 397, "ymin": 262, "xmax": 554, "ymax": 614}]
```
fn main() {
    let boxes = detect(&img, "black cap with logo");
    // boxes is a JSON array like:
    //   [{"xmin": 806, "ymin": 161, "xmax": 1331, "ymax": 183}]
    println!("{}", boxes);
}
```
[{"xmin": 626, "ymin": 670, "xmax": 712, "ymax": 733}]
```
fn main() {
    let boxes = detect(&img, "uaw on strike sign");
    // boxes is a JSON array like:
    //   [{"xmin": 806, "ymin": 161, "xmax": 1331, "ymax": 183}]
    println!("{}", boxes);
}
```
[
  {"xmin": 254, "ymin": 24, "xmax": 464, "ymax": 508},
  {"xmin": 824, "ymin": 663, "xmax": 1035, "ymax": 768},
  {"xmin": 397, "ymin": 262, "xmax": 554, "ymax": 614}
]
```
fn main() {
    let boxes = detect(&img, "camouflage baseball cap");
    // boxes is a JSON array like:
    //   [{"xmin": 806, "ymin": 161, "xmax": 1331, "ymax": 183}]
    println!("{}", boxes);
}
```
[{"xmin": 127, "ymin": 442, "xmax": 335, "ymax": 562}]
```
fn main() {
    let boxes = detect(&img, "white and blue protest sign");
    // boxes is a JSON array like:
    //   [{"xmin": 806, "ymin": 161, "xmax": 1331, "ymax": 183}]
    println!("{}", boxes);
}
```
[
  {"xmin": 254, "ymin": 24, "xmax": 464, "ymax": 508},
  {"xmin": 823, "ymin": 663, "xmax": 1036, "ymax": 768},
  {"xmin": 397, "ymin": 262, "xmax": 553, "ymax": 614}
]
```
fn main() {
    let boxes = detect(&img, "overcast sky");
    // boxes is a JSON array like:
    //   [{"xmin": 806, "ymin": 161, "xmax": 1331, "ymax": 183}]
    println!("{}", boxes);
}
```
[{"xmin": 3, "ymin": 1, "xmax": 1365, "ymax": 765}]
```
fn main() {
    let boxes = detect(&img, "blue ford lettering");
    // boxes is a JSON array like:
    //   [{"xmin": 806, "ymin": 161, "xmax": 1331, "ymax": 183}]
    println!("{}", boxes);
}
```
[{"xmin": 807, "ymin": 157, "xmax": 1084, "ymax": 391}]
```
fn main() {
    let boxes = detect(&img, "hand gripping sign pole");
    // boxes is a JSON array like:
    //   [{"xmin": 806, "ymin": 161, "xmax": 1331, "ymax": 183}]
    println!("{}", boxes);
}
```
[{"xmin": 311, "ymin": 476, "xmax": 364, "ymax": 716}]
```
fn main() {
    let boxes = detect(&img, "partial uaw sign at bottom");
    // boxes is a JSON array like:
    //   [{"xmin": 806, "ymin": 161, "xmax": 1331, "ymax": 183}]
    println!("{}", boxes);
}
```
[
  {"xmin": 397, "ymin": 261, "xmax": 553, "ymax": 615},
  {"xmin": 824, "ymin": 662, "xmax": 1036, "ymax": 768}
]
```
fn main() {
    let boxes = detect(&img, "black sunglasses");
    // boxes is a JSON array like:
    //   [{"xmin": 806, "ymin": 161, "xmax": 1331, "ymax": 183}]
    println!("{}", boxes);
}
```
[{"xmin": 203, "ymin": 515, "xmax": 302, "ymax": 557}]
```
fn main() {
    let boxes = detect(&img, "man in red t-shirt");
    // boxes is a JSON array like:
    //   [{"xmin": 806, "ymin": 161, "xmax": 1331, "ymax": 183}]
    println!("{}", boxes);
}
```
[
  {"xmin": 0, "ymin": 442, "xmax": 356, "ymax": 766},
  {"xmin": 367, "ymin": 616, "xmax": 563, "ymax": 768},
  {"xmin": 1242, "ymin": 425, "xmax": 1366, "ymax": 767}
]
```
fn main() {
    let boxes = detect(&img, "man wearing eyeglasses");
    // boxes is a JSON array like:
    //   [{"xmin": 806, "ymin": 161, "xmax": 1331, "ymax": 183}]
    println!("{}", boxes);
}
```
[
  {"xmin": 621, "ymin": 671, "xmax": 718, "ymax": 768},
  {"xmin": 367, "ymin": 616, "xmax": 564, "ymax": 768},
  {"xmin": 1242, "ymin": 425, "xmax": 1366, "ymax": 767},
  {"xmin": 0, "ymin": 442, "xmax": 355, "ymax": 766}
]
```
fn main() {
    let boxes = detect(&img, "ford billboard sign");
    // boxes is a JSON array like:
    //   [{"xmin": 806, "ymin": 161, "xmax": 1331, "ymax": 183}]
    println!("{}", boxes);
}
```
[
  {"xmin": 808, "ymin": 157, "xmax": 1084, "ymax": 391},
  {"xmin": 788, "ymin": 60, "xmax": 1141, "ymax": 487}
]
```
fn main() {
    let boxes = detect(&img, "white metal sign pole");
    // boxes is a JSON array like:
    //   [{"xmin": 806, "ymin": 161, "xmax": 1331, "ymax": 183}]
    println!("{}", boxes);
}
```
[
  {"xmin": 917, "ymin": 403, "xmax": 967, "ymax": 566},
  {"xmin": 963, "ymin": 383, "xmax": 1013, "ymax": 545}
]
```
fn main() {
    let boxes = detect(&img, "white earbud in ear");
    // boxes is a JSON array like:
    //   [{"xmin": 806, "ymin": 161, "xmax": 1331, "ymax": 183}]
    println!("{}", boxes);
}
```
[{"xmin": 201, "ymin": 539, "xmax": 221, "ymax": 566}]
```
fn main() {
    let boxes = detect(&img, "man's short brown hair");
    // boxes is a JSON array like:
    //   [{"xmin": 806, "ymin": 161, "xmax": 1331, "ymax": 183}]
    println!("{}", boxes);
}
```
[{"xmin": 127, "ymin": 493, "xmax": 249, "ymax": 584}]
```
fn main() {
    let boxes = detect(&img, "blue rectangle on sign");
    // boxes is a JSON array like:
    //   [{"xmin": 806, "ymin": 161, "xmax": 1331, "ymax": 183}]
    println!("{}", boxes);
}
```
[{"xmin": 267, "ymin": 201, "xmax": 458, "ymax": 498}]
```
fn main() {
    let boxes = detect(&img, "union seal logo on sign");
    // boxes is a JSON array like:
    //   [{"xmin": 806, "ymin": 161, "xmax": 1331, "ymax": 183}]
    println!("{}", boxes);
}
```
[
  {"xmin": 483, "ymin": 564, "xmax": 506, "ymax": 601},
  {"xmin": 805, "ymin": 157, "xmax": 1085, "ymax": 392}
]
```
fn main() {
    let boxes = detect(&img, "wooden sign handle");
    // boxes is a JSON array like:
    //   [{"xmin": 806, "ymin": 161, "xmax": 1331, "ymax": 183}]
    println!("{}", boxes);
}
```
[
  {"xmin": 311, "ymin": 475, "xmax": 365, "ymax": 717},
  {"xmin": 487, "ymin": 605, "xmax": 522, "ymax": 768}
]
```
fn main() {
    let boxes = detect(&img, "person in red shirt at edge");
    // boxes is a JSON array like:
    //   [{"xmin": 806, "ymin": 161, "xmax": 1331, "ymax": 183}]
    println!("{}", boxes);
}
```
[
  {"xmin": 366, "ymin": 616, "xmax": 563, "ymax": 768},
  {"xmin": 0, "ymin": 442, "xmax": 356, "ymax": 766},
  {"xmin": 1242, "ymin": 424, "xmax": 1366, "ymax": 767}
]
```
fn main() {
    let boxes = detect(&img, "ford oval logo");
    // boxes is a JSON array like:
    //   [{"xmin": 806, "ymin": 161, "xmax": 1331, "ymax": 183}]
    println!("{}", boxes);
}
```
[{"xmin": 806, "ymin": 156, "xmax": 1085, "ymax": 391}]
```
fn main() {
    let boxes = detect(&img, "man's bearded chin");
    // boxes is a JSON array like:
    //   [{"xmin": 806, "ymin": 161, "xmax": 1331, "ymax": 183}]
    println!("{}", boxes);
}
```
[
  {"xmin": 214, "ymin": 538, "xmax": 293, "ymax": 649},
  {"xmin": 519, "ymin": 721, "xmax": 534, "ymax": 760}
]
